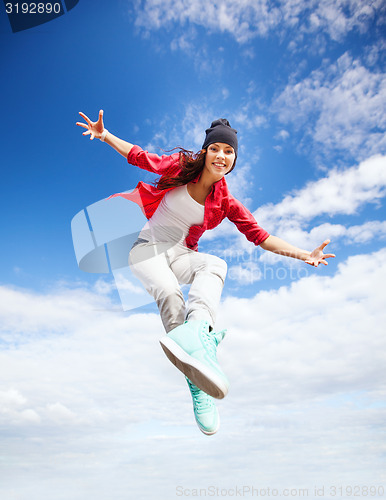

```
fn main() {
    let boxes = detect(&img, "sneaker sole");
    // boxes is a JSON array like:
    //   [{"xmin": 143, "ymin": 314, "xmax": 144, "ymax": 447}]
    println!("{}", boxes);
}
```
[{"xmin": 159, "ymin": 336, "xmax": 228, "ymax": 399}]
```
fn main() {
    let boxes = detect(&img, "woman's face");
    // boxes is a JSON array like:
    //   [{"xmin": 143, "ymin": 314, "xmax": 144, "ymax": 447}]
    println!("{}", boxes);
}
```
[{"xmin": 204, "ymin": 142, "xmax": 236, "ymax": 179}]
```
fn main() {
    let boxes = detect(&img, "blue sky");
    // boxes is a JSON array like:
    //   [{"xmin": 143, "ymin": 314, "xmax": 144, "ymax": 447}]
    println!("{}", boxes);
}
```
[{"xmin": 1, "ymin": 1, "xmax": 386, "ymax": 499}]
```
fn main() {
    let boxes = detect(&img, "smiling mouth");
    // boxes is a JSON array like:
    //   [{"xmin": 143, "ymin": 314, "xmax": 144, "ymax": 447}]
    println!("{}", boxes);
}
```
[{"xmin": 213, "ymin": 162, "xmax": 226, "ymax": 168}]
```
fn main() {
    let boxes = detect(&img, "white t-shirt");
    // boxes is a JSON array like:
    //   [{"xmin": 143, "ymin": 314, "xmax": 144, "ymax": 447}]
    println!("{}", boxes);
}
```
[{"xmin": 138, "ymin": 184, "xmax": 205, "ymax": 244}]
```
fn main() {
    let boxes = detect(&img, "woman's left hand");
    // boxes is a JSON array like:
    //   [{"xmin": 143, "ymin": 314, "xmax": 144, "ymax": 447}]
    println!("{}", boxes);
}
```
[{"xmin": 305, "ymin": 239, "xmax": 335, "ymax": 267}]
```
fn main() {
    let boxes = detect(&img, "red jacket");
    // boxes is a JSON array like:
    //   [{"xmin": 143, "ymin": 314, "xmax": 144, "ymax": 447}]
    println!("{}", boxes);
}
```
[{"xmin": 109, "ymin": 145, "xmax": 270, "ymax": 251}]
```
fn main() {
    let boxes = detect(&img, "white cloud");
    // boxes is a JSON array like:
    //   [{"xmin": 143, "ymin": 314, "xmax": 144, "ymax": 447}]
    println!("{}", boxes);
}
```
[
  {"xmin": 228, "ymin": 261, "xmax": 262, "ymax": 284},
  {"xmin": 0, "ymin": 283, "xmax": 174, "ymax": 430},
  {"xmin": 306, "ymin": 220, "xmax": 386, "ymax": 245},
  {"xmin": 262, "ymin": 219, "xmax": 386, "ymax": 254},
  {"xmin": 1, "ymin": 249, "xmax": 386, "ymax": 498},
  {"xmin": 345, "ymin": 220, "xmax": 386, "ymax": 243},
  {"xmin": 256, "ymin": 155, "xmax": 386, "ymax": 233},
  {"xmin": 132, "ymin": 0, "xmax": 385, "ymax": 45},
  {"xmin": 222, "ymin": 87, "xmax": 229, "ymax": 99},
  {"xmin": 133, "ymin": 0, "xmax": 280, "ymax": 44},
  {"xmin": 236, "ymin": 113, "xmax": 267, "ymax": 130},
  {"xmin": 0, "ymin": 388, "xmax": 27, "ymax": 408},
  {"xmin": 181, "ymin": 104, "xmax": 213, "ymax": 148},
  {"xmin": 224, "ymin": 162, "xmax": 254, "ymax": 206},
  {"xmin": 364, "ymin": 39, "xmax": 386, "ymax": 67},
  {"xmin": 275, "ymin": 129, "xmax": 290, "ymax": 141},
  {"xmin": 218, "ymin": 247, "xmax": 386, "ymax": 403},
  {"xmin": 273, "ymin": 53, "xmax": 386, "ymax": 160},
  {"xmin": 170, "ymin": 30, "xmax": 195, "ymax": 53},
  {"xmin": 306, "ymin": 0, "xmax": 384, "ymax": 41},
  {"xmin": 144, "ymin": 103, "xmax": 214, "ymax": 152},
  {"xmin": 46, "ymin": 402, "xmax": 78, "ymax": 424},
  {"xmin": 0, "ymin": 388, "xmax": 41, "ymax": 425}
]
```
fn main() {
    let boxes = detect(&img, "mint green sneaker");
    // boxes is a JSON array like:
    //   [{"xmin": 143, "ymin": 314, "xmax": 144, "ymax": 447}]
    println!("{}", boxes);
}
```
[
  {"xmin": 186, "ymin": 377, "xmax": 219, "ymax": 435},
  {"xmin": 159, "ymin": 320, "xmax": 229, "ymax": 399}
]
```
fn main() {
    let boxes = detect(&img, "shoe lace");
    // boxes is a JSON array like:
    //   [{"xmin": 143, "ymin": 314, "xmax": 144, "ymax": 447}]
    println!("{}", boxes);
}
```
[
  {"xmin": 186, "ymin": 378, "xmax": 213, "ymax": 412},
  {"xmin": 201, "ymin": 325, "xmax": 226, "ymax": 361}
]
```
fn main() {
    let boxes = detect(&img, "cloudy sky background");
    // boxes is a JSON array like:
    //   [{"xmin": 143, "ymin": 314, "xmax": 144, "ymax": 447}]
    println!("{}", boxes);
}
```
[{"xmin": 1, "ymin": 1, "xmax": 386, "ymax": 499}]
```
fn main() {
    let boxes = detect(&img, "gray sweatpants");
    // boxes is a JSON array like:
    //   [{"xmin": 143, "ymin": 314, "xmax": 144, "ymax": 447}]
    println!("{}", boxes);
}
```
[{"xmin": 129, "ymin": 240, "xmax": 227, "ymax": 333}]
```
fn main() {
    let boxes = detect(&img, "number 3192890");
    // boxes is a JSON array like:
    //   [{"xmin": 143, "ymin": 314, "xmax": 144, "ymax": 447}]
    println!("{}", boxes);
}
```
[{"xmin": 5, "ymin": 3, "xmax": 62, "ymax": 14}]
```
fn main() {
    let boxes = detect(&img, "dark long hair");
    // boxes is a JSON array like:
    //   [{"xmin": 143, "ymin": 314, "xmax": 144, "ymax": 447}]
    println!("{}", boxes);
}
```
[{"xmin": 155, "ymin": 147, "xmax": 236, "ymax": 191}]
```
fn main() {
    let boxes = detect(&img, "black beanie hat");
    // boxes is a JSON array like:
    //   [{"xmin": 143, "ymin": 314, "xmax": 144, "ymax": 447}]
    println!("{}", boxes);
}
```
[{"xmin": 202, "ymin": 118, "xmax": 238, "ymax": 156}]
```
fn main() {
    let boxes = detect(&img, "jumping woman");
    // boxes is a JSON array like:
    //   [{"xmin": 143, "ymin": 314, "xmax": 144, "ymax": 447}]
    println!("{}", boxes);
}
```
[{"xmin": 76, "ymin": 110, "xmax": 335, "ymax": 435}]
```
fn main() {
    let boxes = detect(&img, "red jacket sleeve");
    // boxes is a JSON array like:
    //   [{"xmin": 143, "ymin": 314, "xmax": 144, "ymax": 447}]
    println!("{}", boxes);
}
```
[
  {"xmin": 127, "ymin": 145, "xmax": 181, "ymax": 176},
  {"xmin": 227, "ymin": 195, "xmax": 270, "ymax": 246}
]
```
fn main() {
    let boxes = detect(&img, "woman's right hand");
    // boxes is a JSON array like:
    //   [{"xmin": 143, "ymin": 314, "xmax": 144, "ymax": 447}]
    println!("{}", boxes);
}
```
[{"xmin": 76, "ymin": 109, "xmax": 105, "ymax": 140}]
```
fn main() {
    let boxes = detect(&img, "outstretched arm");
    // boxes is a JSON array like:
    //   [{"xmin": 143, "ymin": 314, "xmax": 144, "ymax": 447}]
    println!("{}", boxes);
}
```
[
  {"xmin": 76, "ymin": 110, "xmax": 134, "ymax": 158},
  {"xmin": 260, "ymin": 235, "xmax": 335, "ymax": 267}
]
